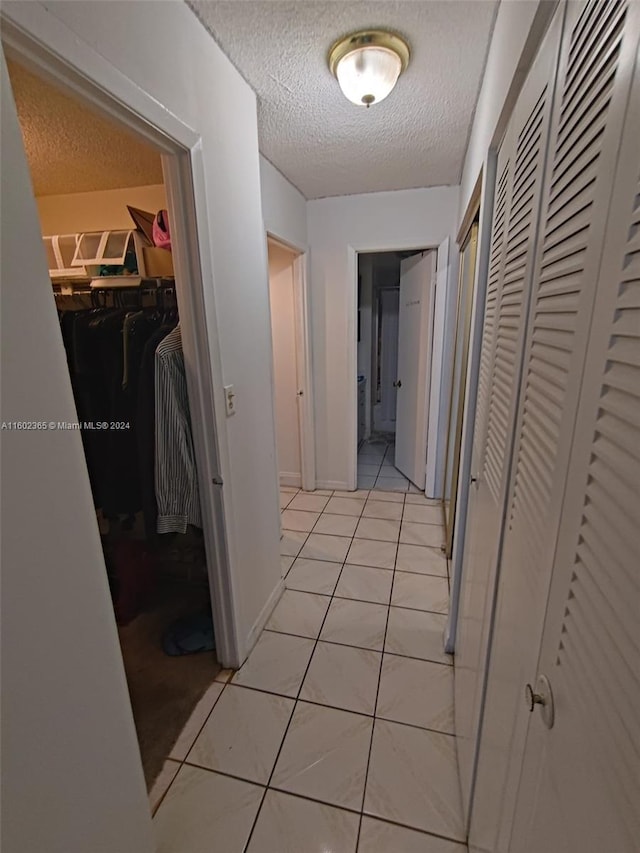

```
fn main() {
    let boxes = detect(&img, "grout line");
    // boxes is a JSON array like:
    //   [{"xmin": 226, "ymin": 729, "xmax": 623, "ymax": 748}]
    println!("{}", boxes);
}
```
[
  {"xmin": 180, "ymin": 760, "xmax": 268, "ymax": 790},
  {"xmin": 241, "ymin": 497, "xmax": 373, "ymax": 852},
  {"xmin": 151, "ymin": 676, "xmax": 230, "ymax": 816},
  {"xmin": 247, "ymin": 492, "xmax": 374, "ymax": 849},
  {"xmin": 225, "ymin": 683, "xmax": 379, "ymax": 719},
  {"xmin": 358, "ymin": 811, "xmax": 468, "ymax": 847},
  {"xmin": 370, "ymin": 712, "xmax": 457, "ymax": 738},
  {"xmin": 171, "ymin": 762, "xmax": 466, "ymax": 847},
  {"xmin": 264, "ymin": 785, "xmax": 364, "ymax": 817},
  {"xmin": 171, "ymin": 758, "xmax": 468, "ymax": 847},
  {"xmin": 261, "ymin": 629, "xmax": 453, "ymax": 665},
  {"xmin": 212, "ymin": 681, "xmax": 457, "ymax": 738},
  {"xmin": 354, "ymin": 484, "xmax": 404, "ymax": 850}
]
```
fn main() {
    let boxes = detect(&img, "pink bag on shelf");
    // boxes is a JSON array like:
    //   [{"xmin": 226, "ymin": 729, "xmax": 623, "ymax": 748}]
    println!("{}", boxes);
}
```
[{"xmin": 152, "ymin": 209, "xmax": 171, "ymax": 250}]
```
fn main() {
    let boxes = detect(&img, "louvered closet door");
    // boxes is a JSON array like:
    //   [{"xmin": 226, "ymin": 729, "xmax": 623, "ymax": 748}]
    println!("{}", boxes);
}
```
[
  {"xmin": 511, "ymin": 40, "xmax": 640, "ymax": 853},
  {"xmin": 469, "ymin": 2, "xmax": 640, "ymax": 851},
  {"xmin": 453, "ymin": 8, "xmax": 562, "ymax": 821}
]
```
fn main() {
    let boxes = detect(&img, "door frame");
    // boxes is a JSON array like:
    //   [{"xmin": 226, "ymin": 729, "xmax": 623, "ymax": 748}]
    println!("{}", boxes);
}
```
[
  {"xmin": 266, "ymin": 234, "xmax": 316, "ymax": 491},
  {"xmin": 442, "ymin": 219, "xmax": 479, "ymax": 558},
  {"xmin": 444, "ymin": 164, "xmax": 494, "ymax": 656},
  {"xmin": 349, "ymin": 242, "xmax": 448, "ymax": 493},
  {"xmin": 1, "ymin": 12, "xmax": 242, "ymax": 667}
]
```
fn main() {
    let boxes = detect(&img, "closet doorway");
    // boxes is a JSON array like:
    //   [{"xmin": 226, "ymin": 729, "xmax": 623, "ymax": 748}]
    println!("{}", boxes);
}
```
[
  {"xmin": 267, "ymin": 236, "xmax": 315, "ymax": 491},
  {"xmin": 4, "ymin": 52, "xmax": 233, "ymax": 794}
]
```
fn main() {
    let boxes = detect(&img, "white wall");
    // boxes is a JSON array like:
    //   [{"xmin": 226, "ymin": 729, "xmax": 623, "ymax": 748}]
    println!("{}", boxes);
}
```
[
  {"xmin": 268, "ymin": 241, "xmax": 301, "ymax": 485},
  {"xmin": 260, "ymin": 155, "xmax": 307, "ymax": 250},
  {"xmin": 36, "ymin": 183, "xmax": 167, "ymax": 234},
  {"xmin": 307, "ymin": 186, "xmax": 459, "ymax": 489},
  {"xmin": 459, "ymin": 0, "xmax": 545, "ymax": 218},
  {"xmin": 1, "ymin": 1, "xmax": 283, "ymax": 847},
  {"xmin": 1, "ymin": 53, "xmax": 153, "ymax": 853}
]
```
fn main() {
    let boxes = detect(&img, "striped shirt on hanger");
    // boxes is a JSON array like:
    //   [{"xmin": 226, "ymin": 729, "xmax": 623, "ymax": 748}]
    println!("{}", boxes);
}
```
[{"xmin": 154, "ymin": 324, "xmax": 202, "ymax": 534}]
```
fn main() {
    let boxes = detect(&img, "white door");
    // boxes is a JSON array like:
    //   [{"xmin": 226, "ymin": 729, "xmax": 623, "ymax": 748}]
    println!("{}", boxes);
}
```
[
  {"xmin": 510, "ymin": 33, "xmax": 640, "ymax": 853},
  {"xmin": 469, "ymin": 2, "xmax": 639, "ymax": 850},
  {"xmin": 454, "ymin": 6, "xmax": 561, "ymax": 819},
  {"xmin": 394, "ymin": 251, "xmax": 436, "ymax": 488},
  {"xmin": 268, "ymin": 239, "xmax": 302, "ymax": 487}
]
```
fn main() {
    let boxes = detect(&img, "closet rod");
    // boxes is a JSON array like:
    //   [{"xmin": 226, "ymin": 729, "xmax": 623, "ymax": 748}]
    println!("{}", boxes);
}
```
[{"xmin": 52, "ymin": 276, "xmax": 175, "ymax": 292}]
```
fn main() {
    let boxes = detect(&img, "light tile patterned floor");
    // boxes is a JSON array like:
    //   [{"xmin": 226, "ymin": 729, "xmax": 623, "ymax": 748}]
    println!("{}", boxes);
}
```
[
  {"xmin": 357, "ymin": 435, "xmax": 423, "ymax": 492},
  {"xmin": 153, "ymin": 486, "xmax": 466, "ymax": 853}
]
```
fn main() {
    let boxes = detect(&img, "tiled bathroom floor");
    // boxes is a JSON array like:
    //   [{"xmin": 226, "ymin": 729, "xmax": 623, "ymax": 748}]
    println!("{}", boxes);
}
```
[
  {"xmin": 358, "ymin": 435, "xmax": 414, "ymax": 492},
  {"xmin": 152, "ymin": 487, "xmax": 467, "ymax": 853}
]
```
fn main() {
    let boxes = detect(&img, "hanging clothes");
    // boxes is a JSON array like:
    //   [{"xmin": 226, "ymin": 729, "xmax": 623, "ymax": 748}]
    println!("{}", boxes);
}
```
[
  {"xmin": 137, "ymin": 321, "xmax": 177, "ymax": 537},
  {"xmin": 58, "ymin": 301, "xmax": 159, "ymax": 516},
  {"xmin": 154, "ymin": 324, "xmax": 202, "ymax": 534}
]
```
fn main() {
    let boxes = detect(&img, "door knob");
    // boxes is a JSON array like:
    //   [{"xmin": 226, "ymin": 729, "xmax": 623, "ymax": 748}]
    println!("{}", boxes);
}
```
[
  {"xmin": 525, "ymin": 674, "xmax": 554, "ymax": 729},
  {"xmin": 393, "ymin": 380, "xmax": 402, "ymax": 388}
]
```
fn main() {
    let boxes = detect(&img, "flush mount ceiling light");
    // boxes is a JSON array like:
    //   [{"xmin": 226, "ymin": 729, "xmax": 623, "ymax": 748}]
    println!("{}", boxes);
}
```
[{"xmin": 328, "ymin": 30, "xmax": 410, "ymax": 108}]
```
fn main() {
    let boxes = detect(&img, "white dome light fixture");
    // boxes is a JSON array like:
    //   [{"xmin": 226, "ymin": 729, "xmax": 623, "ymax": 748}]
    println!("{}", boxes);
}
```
[{"xmin": 328, "ymin": 30, "xmax": 410, "ymax": 108}]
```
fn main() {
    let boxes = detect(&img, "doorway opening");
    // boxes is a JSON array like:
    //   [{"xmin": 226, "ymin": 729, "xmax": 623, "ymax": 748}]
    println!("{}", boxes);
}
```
[
  {"xmin": 5, "ymin": 55, "xmax": 225, "ymax": 794},
  {"xmin": 267, "ymin": 235, "xmax": 315, "ymax": 491},
  {"xmin": 356, "ymin": 248, "xmax": 436, "ymax": 492}
]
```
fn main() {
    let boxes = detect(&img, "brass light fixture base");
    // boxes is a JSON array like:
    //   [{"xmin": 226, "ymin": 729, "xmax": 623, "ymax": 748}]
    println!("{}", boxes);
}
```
[{"xmin": 328, "ymin": 30, "xmax": 411, "ymax": 78}]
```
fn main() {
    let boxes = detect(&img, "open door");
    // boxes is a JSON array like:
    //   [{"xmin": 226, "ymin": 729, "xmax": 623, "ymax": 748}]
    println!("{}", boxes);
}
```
[{"xmin": 394, "ymin": 251, "xmax": 436, "ymax": 488}]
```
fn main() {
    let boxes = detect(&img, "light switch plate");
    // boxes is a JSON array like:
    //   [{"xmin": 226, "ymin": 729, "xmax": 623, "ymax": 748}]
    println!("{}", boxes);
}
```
[{"xmin": 224, "ymin": 384, "xmax": 236, "ymax": 416}]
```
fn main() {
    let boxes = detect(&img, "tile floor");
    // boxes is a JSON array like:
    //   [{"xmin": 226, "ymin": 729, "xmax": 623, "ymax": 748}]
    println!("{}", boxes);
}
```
[
  {"xmin": 152, "ymin": 486, "xmax": 466, "ymax": 853},
  {"xmin": 358, "ymin": 435, "xmax": 418, "ymax": 492}
]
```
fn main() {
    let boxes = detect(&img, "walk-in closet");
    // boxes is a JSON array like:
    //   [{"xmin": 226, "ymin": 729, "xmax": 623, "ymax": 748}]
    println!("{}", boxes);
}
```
[{"xmin": 6, "ymin": 57, "xmax": 220, "ymax": 790}]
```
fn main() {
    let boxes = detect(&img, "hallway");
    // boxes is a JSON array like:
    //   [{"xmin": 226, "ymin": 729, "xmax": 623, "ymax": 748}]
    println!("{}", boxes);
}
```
[{"xmin": 152, "ymin": 486, "xmax": 464, "ymax": 852}]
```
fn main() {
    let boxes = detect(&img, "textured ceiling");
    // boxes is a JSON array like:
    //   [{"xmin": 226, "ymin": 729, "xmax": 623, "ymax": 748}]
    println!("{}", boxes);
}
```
[
  {"xmin": 188, "ymin": 0, "xmax": 498, "ymax": 199},
  {"xmin": 7, "ymin": 60, "xmax": 163, "ymax": 197}
]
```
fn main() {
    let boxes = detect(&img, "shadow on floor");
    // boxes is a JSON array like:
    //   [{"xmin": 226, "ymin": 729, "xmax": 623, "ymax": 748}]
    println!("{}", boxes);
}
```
[{"xmin": 118, "ymin": 579, "xmax": 220, "ymax": 788}]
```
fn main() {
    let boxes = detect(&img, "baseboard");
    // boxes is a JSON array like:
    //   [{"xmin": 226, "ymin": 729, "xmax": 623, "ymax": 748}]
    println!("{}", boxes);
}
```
[
  {"xmin": 243, "ymin": 578, "xmax": 285, "ymax": 664},
  {"xmin": 315, "ymin": 479, "xmax": 351, "ymax": 491},
  {"xmin": 279, "ymin": 472, "xmax": 302, "ymax": 488}
]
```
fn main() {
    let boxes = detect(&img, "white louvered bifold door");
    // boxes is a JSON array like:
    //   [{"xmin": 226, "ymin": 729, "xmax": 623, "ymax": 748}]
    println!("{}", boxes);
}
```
[
  {"xmin": 453, "ymin": 8, "xmax": 562, "ymax": 822},
  {"xmin": 511, "ymin": 30, "xmax": 640, "ymax": 853},
  {"xmin": 469, "ymin": 2, "xmax": 640, "ymax": 851},
  {"xmin": 454, "ymin": 124, "xmax": 513, "ymax": 822}
]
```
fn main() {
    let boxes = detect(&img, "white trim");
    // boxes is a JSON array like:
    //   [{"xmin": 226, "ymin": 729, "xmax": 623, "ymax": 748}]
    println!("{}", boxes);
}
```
[
  {"xmin": 0, "ymin": 7, "xmax": 199, "ymax": 152},
  {"xmin": 316, "ymin": 479, "xmax": 351, "ymax": 491},
  {"xmin": 422, "ymin": 252, "xmax": 438, "ymax": 489},
  {"xmin": 244, "ymin": 579, "xmax": 285, "ymax": 661},
  {"xmin": 1, "ymin": 9, "xmax": 242, "ymax": 668},
  {"xmin": 445, "ymin": 152, "xmax": 498, "ymax": 654},
  {"xmin": 279, "ymin": 473, "xmax": 302, "ymax": 488},
  {"xmin": 293, "ymin": 252, "xmax": 316, "ymax": 491},
  {"xmin": 347, "ymin": 247, "xmax": 360, "ymax": 491},
  {"xmin": 425, "ymin": 238, "xmax": 451, "ymax": 498},
  {"xmin": 424, "ymin": 243, "xmax": 446, "ymax": 494}
]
